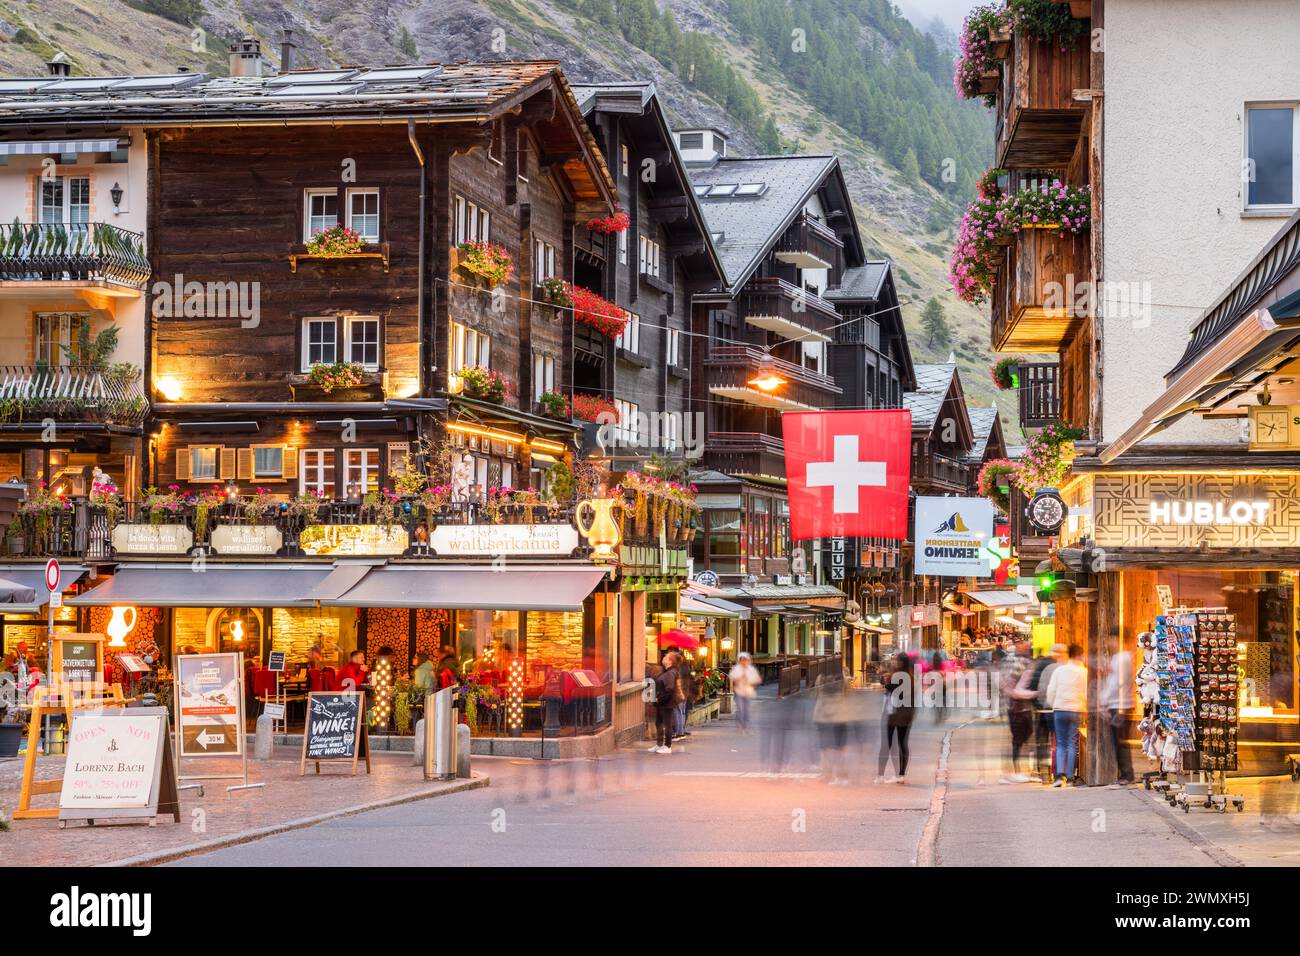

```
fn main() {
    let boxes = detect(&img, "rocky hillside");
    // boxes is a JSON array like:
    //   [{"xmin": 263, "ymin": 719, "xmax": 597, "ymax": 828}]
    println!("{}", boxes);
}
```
[{"xmin": 0, "ymin": 0, "xmax": 1014, "ymax": 430}]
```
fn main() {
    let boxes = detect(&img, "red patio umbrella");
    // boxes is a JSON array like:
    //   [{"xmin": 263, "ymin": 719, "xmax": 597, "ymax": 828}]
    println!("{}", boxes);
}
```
[{"xmin": 657, "ymin": 628, "xmax": 702, "ymax": 649}]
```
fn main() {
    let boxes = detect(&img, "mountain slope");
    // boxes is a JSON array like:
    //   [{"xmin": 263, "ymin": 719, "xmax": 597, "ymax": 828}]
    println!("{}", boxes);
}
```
[{"xmin": 0, "ymin": 0, "xmax": 1013, "ymax": 430}]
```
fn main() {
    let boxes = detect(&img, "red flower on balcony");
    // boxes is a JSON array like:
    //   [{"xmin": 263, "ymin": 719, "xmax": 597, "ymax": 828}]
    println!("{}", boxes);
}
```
[
  {"xmin": 570, "ymin": 393, "xmax": 619, "ymax": 424},
  {"xmin": 587, "ymin": 211, "xmax": 630, "ymax": 234},
  {"xmin": 567, "ymin": 283, "xmax": 629, "ymax": 338}
]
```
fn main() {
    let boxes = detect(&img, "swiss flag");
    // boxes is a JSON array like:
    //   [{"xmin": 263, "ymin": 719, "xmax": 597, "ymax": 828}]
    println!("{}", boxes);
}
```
[{"xmin": 782, "ymin": 409, "xmax": 912, "ymax": 541}]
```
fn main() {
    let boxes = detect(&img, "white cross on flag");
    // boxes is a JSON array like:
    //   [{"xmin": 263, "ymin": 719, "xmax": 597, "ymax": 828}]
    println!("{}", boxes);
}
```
[{"xmin": 782, "ymin": 409, "xmax": 912, "ymax": 541}]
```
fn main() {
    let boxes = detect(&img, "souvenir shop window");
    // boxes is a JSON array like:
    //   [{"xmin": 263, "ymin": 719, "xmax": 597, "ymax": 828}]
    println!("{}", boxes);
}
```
[{"xmin": 1155, "ymin": 570, "xmax": 1298, "ymax": 718}]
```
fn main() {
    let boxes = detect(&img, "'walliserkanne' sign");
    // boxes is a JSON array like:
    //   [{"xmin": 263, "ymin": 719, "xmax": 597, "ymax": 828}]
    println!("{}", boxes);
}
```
[{"xmin": 300, "ymin": 691, "xmax": 370, "ymax": 775}]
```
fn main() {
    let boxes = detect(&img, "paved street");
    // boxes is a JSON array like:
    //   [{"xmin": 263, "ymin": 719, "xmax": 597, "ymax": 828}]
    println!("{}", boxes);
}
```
[{"xmin": 164, "ymin": 693, "xmax": 1300, "ymax": 867}]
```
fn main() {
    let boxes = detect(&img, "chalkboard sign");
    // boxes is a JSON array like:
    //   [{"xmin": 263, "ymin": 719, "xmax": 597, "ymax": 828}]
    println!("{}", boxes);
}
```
[
  {"xmin": 53, "ymin": 635, "xmax": 103, "ymax": 689},
  {"xmin": 300, "ymin": 691, "xmax": 370, "ymax": 775},
  {"xmin": 267, "ymin": 650, "xmax": 287, "ymax": 673}
]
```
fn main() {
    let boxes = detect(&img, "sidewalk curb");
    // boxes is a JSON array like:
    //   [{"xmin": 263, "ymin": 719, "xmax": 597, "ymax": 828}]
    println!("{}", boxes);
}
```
[{"xmin": 99, "ymin": 773, "xmax": 490, "ymax": 868}]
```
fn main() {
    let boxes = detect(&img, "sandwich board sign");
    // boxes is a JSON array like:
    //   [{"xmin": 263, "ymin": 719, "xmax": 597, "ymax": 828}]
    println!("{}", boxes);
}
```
[
  {"xmin": 175, "ymin": 653, "xmax": 243, "ymax": 757},
  {"xmin": 301, "ymin": 690, "xmax": 370, "ymax": 775},
  {"xmin": 58, "ymin": 706, "xmax": 180, "ymax": 827}
]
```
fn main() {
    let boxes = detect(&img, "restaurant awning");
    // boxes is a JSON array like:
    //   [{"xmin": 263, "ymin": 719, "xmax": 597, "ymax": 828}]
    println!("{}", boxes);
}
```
[
  {"xmin": 303, "ymin": 562, "xmax": 380, "ymax": 603},
  {"xmin": 67, "ymin": 565, "xmax": 334, "ymax": 608},
  {"xmin": 680, "ymin": 593, "xmax": 741, "ymax": 619},
  {"xmin": 850, "ymin": 620, "xmax": 893, "ymax": 635},
  {"xmin": 995, "ymin": 615, "xmax": 1032, "ymax": 632},
  {"xmin": 0, "ymin": 564, "xmax": 88, "ymax": 614},
  {"xmin": 965, "ymin": 589, "xmax": 1033, "ymax": 610},
  {"xmin": 321, "ymin": 565, "xmax": 608, "ymax": 611}
]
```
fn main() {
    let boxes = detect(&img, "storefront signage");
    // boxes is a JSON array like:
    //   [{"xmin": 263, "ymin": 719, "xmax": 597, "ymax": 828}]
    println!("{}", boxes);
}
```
[
  {"xmin": 175, "ymin": 653, "xmax": 243, "ymax": 757},
  {"xmin": 301, "ymin": 690, "xmax": 369, "ymax": 775},
  {"xmin": 913, "ymin": 496, "xmax": 996, "ymax": 577},
  {"xmin": 59, "ymin": 709, "xmax": 171, "ymax": 814},
  {"xmin": 111, "ymin": 523, "xmax": 193, "ymax": 555},
  {"xmin": 267, "ymin": 650, "xmax": 286, "ymax": 673},
  {"xmin": 54, "ymin": 635, "xmax": 102, "ymax": 687},
  {"xmin": 210, "ymin": 524, "xmax": 284, "ymax": 555},
  {"xmin": 428, "ymin": 523, "xmax": 579, "ymax": 557},
  {"xmin": 1086, "ymin": 474, "xmax": 1300, "ymax": 549},
  {"xmin": 300, "ymin": 524, "xmax": 409, "ymax": 556}
]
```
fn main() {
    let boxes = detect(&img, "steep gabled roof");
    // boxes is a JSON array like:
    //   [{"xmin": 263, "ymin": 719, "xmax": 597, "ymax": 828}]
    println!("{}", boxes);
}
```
[
  {"xmin": 904, "ymin": 361, "xmax": 975, "ymax": 453},
  {"xmin": 571, "ymin": 81, "xmax": 724, "ymax": 283},
  {"xmin": 686, "ymin": 153, "xmax": 864, "ymax": 292},
  {"xmin": 965, "ymin": 404, "xmax": 1007, "ymax": 464},
  {"xmin": 824, "ymin": 262, "xmax": 889, "ymax": 301}
]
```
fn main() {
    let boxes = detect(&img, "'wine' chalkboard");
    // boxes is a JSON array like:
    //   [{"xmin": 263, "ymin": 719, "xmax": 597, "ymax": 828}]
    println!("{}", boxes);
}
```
[{"xmin": 300, "ymin": 691, "xmax": 370, "ymax": 775}]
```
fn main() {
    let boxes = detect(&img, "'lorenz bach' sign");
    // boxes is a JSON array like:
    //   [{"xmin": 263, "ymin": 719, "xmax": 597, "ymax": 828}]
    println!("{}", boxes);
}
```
[{"xmin": 1086, "ymin": 474, "xmax": 1300, "ymax": 548}]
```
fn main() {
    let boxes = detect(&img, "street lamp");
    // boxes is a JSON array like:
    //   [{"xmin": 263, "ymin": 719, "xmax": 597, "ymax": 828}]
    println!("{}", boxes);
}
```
[{"xmin": 747, "ymin": 353, "xmax": 787, "ymax": 392}]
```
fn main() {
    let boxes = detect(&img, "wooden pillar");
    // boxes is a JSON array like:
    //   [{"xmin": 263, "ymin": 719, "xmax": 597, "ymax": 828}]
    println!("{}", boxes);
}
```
[{"xmin": 1084, "ymin": 570, "xmax": 1120, "ymax": 785}]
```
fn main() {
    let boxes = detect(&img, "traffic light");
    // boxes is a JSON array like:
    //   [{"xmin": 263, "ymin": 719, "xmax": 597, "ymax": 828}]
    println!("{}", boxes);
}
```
[{"xmin": 1036, "ymin": 572, "xmax": 1056, "ymax": 603}]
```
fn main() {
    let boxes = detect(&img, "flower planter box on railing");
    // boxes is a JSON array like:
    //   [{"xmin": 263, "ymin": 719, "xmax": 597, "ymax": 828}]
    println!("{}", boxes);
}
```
[{"xmin": 0, "ymin": 221, "xmax": 149, "ymax": 289}]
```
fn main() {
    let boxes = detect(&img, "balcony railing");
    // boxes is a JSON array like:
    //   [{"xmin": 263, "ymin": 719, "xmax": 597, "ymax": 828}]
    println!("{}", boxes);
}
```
[
  {"xmin": 911, "ymin": 452, "xmax": 969, "ymax": 492},
  {"xmin": 990, "ymin": 225, "xmax": 1090, "ymax": 352},
  {"xmin": 740, "ymin": 276, "xmax": 839, "ymax": 341},
  {"xmin": 702, "ymin": 431, "xmax": 787, "ymax": 479},
  {"xmin": 1016, "ymin": 362, "xmax": 1060, "ymax": 427},
  {"xmin": 995, "ymin": 29, "xmax": 1091, "ymax": 168},
  {"xmin": 0, "ymin": 222, "xmax": 149, "ymax": 289},
  {"xmin": 0, "ymin": 365, "xmax": 146, "ymax": 426},
  {"xmin": 704, "ymin": 344, "xmax": 840, "ymax": 411},
  {"xmin": 774, "ymin": 213, "xmax": 843, "ymax": 271}
]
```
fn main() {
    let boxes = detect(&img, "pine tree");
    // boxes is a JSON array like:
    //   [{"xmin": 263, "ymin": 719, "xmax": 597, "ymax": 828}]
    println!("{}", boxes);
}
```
[
  {"xmin": 397, "ymin": 26, "xmax": 418, "ymax": 61},
  {"xmin": 921, "ymin": 297, "xmax": 953, "ymax": 348}
]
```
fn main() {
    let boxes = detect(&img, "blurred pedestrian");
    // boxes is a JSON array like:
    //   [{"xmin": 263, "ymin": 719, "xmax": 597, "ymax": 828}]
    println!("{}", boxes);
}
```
[
  {"xmin": 813, "ymin": 675, "xmax": 852, "ymax": 784},
  {"xmin": 673, "ymin": 649, "xmax": 694, "ymax": 740},
  {"xmin": 729, "ymin": 652, "xmax": 761, "ymax": 732},
  {"xmin": 930, "ymin": 650, "xmax": 947, "ymax": 724},
  {"xmin": 1045, "ymin": 644, "xmax": 1087, "ymax": 787},
  {"xmin": 1001, "ymin": 638, "xmax": 1037, "ymax": 783},
  {"xmin": 1030, "ymin": 644, "xmax": 1063, "ymax": 779},
  {"xmin": 876, "ymin": 652, "xmax": 916, "ymax": 784},
  {"xmin": 1101, "ymin": 646, "xmax": 1136, "ymax": 786},
  {"xmin": 649, "ymin": 652, "xmax": 679, "ymax": 754}
]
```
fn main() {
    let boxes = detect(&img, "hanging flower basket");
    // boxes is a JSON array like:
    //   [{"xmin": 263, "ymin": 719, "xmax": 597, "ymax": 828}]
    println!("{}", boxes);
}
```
[
  {"xmin": 978, "ymin": 459, "xmax": 1018, "ymax": 514},
  {"xmin": 991, "ymin": 357, "xmax": 1024, "ymax": 391},
  {"xmin": 1016, "ymin": 421, "xmax": 1085, "ymax": 494},
  {"xmin": 587, "ymin": 211, "xmax": 630, "ymax": 234},
  {"xmin": 569, "ymin": 284, "xmax": 629, "ymax": 338}
]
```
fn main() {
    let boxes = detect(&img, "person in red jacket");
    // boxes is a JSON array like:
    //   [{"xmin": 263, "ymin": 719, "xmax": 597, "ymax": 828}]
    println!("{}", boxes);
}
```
[{"xmin": 337, "ymin": 650, "xmax": 368, "ymax": 691}]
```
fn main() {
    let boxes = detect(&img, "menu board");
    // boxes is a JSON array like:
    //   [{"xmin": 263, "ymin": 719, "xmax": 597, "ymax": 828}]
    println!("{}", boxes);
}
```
[
  {"xmin": 301, "ymin": 691, "xmax": 369, "ymax": 775},
  {"xmin": 267, "ymin": 650, "xmax": 287, "ymax": 673},
  {"xmin": 175, "ymin": 653, "xmax": 243, "ymax": 757}
]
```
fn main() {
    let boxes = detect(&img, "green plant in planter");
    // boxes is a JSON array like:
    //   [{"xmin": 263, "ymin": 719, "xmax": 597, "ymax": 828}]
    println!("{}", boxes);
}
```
[
  {"xmin": 538, "ymin": 277, "xmax": 571, "ymax": 307},
  {"xmin": 546, "ymin": 459, "xmax": 575, "ymax": 506},
  {"xmin": 991, "ymin": 356, "xmax": 1024, "ymax": 391},
  {"xmin": 240, "ymin": 487, "xmax": 278, "ymax": 525},
  {"xmin": 457, "ymin": 365, "xmax": 508, "ymax": 404},
  {"xmin": 538, "ymin": 390, "xmax": 569, "ymax": 419}
]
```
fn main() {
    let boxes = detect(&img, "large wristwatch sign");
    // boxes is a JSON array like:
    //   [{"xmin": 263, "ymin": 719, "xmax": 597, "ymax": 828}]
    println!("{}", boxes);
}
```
[{"xmin": 1088, "ymin": 474, "xmax": 1299, "ymax": 548}]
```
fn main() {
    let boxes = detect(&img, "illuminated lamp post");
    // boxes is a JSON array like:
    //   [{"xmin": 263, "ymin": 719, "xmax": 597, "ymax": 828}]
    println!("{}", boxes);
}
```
[
  {"xmin": 747, "ymin": 352, "xmax": 787, "ymax": 393},
  {"xmin": 370, "ymin": 647, "xmax": 394, "ymax": 731},
  {"xmin": 506, "ymin": 657, "xmax": 524, "ymax": 737}
]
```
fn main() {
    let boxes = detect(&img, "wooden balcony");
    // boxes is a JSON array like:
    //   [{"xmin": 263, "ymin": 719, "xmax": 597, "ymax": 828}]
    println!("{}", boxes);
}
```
[
  {"xmin": 911, "ymin": 452, "xmax": 969, "ymax": 494},
  {"xmin": 704, "ymin": 344, "xmax": 840, "ymax": 412},
  {"xmin": 0, "ymin": 222, "xmax": 149, "ymax": 293},
  {"xmin": 1017, "ymin": 362, "xmax": 1061, "ymax": 428},
  {"xmin": 990, "ymin": 225, "xmax": 1090, "ymax": 352},
  {"xmin": 0, "ymin": 364, "xmax": 146, "ymax": 426},
  {"xmin": 702, "ymin": 431, "xmax": 787, "ymax": 479},
  {"xmin": 994, "ymin": 29, "xmax": 1091, "ymax": 169},
  {"xmin": 773, "ymin": 213, "xmax": 843, "ymax": 271},
  {"xmin": 740, "ymin": 276, "xmax": 839, "ymax": 342}
]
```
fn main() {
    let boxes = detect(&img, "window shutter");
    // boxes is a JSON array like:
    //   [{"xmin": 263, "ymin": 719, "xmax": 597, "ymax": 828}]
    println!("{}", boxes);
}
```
[
  {"xmin": 219, "ymin": 447, "xmax": 236, "ymax": 480},
  {"xmin": 388, "ymin": 442, "xmax": 410, "ymax": 477},
  {"xmin": 176, "ymin": 446, "xmax": 191, "ymax": 481},
  {"xmin": 282, "ymin": 446, "xmax": 298, "ymax": 481},
  {"xmin": 237, "ymin": 449, "xmax": 254, "ymax": 481}
]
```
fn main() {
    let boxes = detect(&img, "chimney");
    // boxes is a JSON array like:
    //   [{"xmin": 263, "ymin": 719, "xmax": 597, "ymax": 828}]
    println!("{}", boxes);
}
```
[
  {"xmin": 47, "ymin": 52, "xmax": 72, "ymax": 77},
  {"xmin": 279, "ymin": 28, "xmax": 297, "ymax": 73},
  {"xmin": 229, "ymin": 36, "xmax": 264, "ymax": 78}
]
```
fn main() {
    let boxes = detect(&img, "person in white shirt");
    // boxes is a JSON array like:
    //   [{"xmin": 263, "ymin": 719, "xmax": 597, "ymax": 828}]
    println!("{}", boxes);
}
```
[
  {"xmin": 1044, "ymin": 644, "xmax": 1087, "ymax": 787},
  {"xmin": 1100, "ymin": 648, "xmax": 1136, "ymax": 786},
  {"xmin": 728, "ymin": 652, "xmax": 761, "ymax": 732}
]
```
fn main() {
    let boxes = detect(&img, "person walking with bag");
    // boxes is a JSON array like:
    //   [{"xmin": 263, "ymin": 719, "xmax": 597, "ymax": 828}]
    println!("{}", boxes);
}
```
[
  {"xmin": 1045, "ymin": 644, "xmax": 1087, "ymax": 787},
  {"xmin": 876, "ymin": 652, "xmax": 916, "ymax": 784}
]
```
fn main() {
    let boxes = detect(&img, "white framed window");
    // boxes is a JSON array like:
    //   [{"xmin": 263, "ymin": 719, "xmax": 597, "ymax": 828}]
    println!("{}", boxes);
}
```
[
  {"xmin": 615, "ymin": 399, "xmax": 639, "ymax": 445},
  {"xmin": 532, "ymin": 352, "xmax": 555, "ymax": 403},
  {"xmin": 616, "ymin": 311, "xmax": 640, "ymax": 354},
  {"xmin": 1246, "ymin": 104, "xmax": 1298, "ymax": 209},
  {"xmin": 638, "ymin": 236, "xmax": 661, "ymax": 277},
  {"xmin": 344, "ymin": 448, "xmax": 380, "ymax": 496},
  {"xmin": 620, "ymin": 144, "xmax": 629, "ymax": 177},
  {"xmin": 300, "ymin": 449, "xmax": 336, "ymax": 497},
  {"xmin": 304, "ymin": 189, "xmax": 339, "ymax": 240},
  {"xmin": 345, "ymin": 188, "xmax": 380, "ymax": 242},
  {"xmin": 667, "ymin": 328, "xmax": 681, "ymax": 367},
  {"xmin": 190, "ymin": 446, "xmax": 220, "ymax": 480},
  {"xmin": 302, "ymin": 317, "xmax": 338, "ymax": 370},
  {"xmin": 533, "ymin": 239, "xmax": 556, "ymax": 281},
  {"xmin": 346, "ymin": 315, "xmax": 380, "ymax": 370},
  {"xmin": 618, "ymin": 228, "xmax": 628, "ymax": 265},
  {"xmin": 454, "ymin": 195, "xmax": 491, "ymax": 244},
  {"xmin": 39, "ymin": 176, "xmax": 90, "ymax": 225},
  {"xmin": 252, "ymin": 445, "xmax": 284, "ymax": 478},
  {"xmin": 449, "ymin": 320, "xmax": 491, "ymax": 389}
]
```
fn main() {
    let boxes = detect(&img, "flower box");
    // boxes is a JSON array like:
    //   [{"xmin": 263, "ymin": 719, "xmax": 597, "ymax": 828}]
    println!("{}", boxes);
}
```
[
  {"xmin": 977, "ymin": 69, "xmax": 1000, "ymax": 95},
  {"xmin": 453, "ymin": 242, "xmax": 513, "ymax": 289},
  {"xmin": 289, "ymin": 241, "xmax": 390, "ymax": 273},
  {"xmin": 988, "ymin": 25, "xmax": 1011, "ymax": 59},
  {"xmin": 289, "ymin": 370, "xmax": 385, "ymax": 402}
]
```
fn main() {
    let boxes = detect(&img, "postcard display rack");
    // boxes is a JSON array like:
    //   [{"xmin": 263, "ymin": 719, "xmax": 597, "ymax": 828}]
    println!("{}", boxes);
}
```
[{"xmin": 1154, "ymin": 608, "xmax": 1245, "ymax": 813}]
